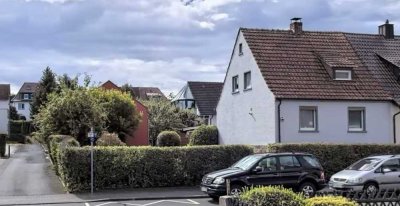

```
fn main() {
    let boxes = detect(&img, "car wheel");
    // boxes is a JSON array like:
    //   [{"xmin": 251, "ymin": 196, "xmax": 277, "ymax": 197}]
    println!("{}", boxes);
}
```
[
  {"xmin": 208, "ymin": 195, "xmax": 219, "ymax": 202},
  {"xmin": 299, "ymin": 182, "xmax": 316, "ymax": 198},
  {"xmin": 363, "ymin": 183, "xmax": 378, "ymax": 197},
  {"xmin": 229, "ymin": 184, "xmax": 244, "ymax": 196}
]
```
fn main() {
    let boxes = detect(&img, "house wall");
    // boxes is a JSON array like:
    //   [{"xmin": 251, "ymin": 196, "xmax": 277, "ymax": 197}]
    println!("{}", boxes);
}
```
[
  {"xmin": 11, "ymin": 101, "xmax": 31, "ymax": 121},
  {"xmin": 217, "ymin": 31, "xmax": 276, "ymax": 145},
  {"xmin": 0, "ymin": 100, "xmax": 8, "ymax": 134},
  {"xmin": 125, "ymin": 101, "xmax": 149, "ymax": 146},
  {"xmin": 279, "ymin": 100, "xmax": 395, "ymax": 144},
  {"xmin": 391, "ymin": 104, "xmax": 400, "ymax": 144}
]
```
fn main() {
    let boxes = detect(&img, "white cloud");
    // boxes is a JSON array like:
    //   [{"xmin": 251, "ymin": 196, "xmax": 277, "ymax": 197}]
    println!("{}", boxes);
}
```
[
  {"xmin": 198, "ymin": 21, "xmax": 215, "ymax": 30},
  {"xmin": 211, "ymin": 13, "xmax": 230, "ymax": 21}
]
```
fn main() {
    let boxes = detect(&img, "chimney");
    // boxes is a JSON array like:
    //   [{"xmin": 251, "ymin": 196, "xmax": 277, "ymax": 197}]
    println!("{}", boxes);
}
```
[
  {"xmin": 379, "ymin": 19, "xmax": 394, "ymax": 39},
  {"xmin": 290, "ymin": 17, "xmax": 303, "ymax": 34}
]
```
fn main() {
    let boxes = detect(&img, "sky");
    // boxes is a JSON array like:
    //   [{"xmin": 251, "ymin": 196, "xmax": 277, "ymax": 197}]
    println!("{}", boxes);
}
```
[{"xmin": 0, "ymin": 0, "xmax": 399, "ymax": 95}]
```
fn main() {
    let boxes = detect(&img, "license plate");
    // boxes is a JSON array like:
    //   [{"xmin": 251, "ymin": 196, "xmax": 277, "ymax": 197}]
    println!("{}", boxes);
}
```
[{"xmin": 201, "ymin": 187, "xmax": 207, "ymax": 192}]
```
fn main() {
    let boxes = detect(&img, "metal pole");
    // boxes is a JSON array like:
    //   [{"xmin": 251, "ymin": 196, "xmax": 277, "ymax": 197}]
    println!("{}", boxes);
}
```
[
  {"xmin": 90, "ymin": 139, "xmax": 94, "ymax": 195},
  {"xmin": 8, "ymin": 144, "xmax": 10, "ymax": 158},
  {"xmin": 226, "ymin": 179, "xmax": 231, "ymax": 195}
]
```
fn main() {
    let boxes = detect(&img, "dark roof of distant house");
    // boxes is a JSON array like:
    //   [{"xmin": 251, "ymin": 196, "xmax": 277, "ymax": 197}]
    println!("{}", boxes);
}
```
[
  {"xmin": 0, "ymin": 84, "xmax": 10, "ymax": 101},
  {"xmin": 240, "ymin": 28, "xmax": 393, "ymax": 101},
  {"xmin": 187, "ymin": 81, "xmax": 223, "ymax": 115},
  {"xmin": 12, "ymin": 82, "xmax": 39, "ymax": 101},
  {"xmin": 130, "ymin": 87, "xmax": 166, "ymax": 100}
]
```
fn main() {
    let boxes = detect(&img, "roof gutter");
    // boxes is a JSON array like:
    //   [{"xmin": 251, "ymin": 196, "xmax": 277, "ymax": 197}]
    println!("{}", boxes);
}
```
[{"xmin": 277, "ymin": 99, "xmax": 282, "ymax": 143}]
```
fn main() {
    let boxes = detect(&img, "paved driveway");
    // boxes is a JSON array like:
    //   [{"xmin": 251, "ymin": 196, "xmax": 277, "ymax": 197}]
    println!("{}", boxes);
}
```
[{"xmin": 0, "ymin": 144, "xmax": 65, "ymax": 196}]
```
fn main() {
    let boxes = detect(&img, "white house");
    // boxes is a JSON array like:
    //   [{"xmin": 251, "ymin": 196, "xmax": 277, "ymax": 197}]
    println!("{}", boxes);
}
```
[
  {"xmin": 0, "ymin": 84, "xmax": 10, "ymax": 135},
  {"xmin": 217, "ymin": 18, "xmax": 400, "ymax": 145},
  {"xmin": 172, "ymin": 81, "xmax": 223, "ymax": 125},
  {"xmin": 11, "ymin": 82, "xmax": 39, "ymax": 121}
]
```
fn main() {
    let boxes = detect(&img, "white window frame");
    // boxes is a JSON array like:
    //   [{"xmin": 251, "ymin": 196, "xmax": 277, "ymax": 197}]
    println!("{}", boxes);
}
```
[
  {"xmin": 244, "ymin": 71, "xmax": 252, "ymax": 90},
  {"xmin": 18, "ymin": 103, "xmax": 25, "ymax": 110},
  {"xmin": 232, "ymin": 75, "xmax": 239, "ymax": 93},
  {"xmin": 299, "ymin": 106, "xmax": 318, "ymax": 132},
  {"xmin": 238, "ymin": 43, "xmax": 243, "ymax": 56},
  {"xmin": 334, "ymin": 70, "xmax": 352, "ymax": 80},
  {"xmin": 23, "ymin": 94, "xmax": 29, "ymax": 100},
  {"xmin": 348, "ymin": 107, "xmax": 366, "ymax": 132}
]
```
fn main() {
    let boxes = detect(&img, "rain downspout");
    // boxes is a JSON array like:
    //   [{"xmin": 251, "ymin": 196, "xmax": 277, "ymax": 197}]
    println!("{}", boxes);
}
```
[
  {"xmin": 393, "ymin": 108, "xmax": 400, "ymax": 144},
  {"xmin": 277, "ymin": 99, "xmax": 282, "ymax": 143}
]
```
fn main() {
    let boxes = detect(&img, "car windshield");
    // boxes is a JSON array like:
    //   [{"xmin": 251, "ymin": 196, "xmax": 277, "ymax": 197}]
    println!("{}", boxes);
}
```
[
  {"xmin": 346, "ymin": 158, "xmax": 382, "ymax": 171},
  {"xmin": 231, "ymin": 155, "xmax": 263, "ymax": 170}
]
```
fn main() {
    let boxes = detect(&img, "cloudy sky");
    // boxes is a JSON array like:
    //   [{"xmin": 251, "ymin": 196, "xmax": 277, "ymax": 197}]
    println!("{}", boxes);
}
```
[{"xmin": 0, "ymin": 0, "xmax": 399, "ymax": 95}]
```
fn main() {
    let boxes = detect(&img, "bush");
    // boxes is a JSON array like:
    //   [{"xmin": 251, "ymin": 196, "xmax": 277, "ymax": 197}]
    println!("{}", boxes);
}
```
[
  {"xmin": 305, "ymin": 196, "xmax": 357, "ymax": 206},
  {"xmin": 265, "ymin": 144, "xmax": 400, "ymax": 178},
  {"xmin": 58, "ymin": 145, "xmax": 254, "ymax": 192},
  {"xmin": 8, "ymin": 134, "xmax": 26, "ymax": 143},
  {"xmin": 239, "ymin": 186, "xmax": 305, "ymax": 206},
  {"xmin": 156, "ymin": 131, "xmax": 181, "ymax": 146},
  {"xmin": 189, "ymin": 125, "xmax": 218, "ymax": 145},
  {"xmin": 10, "ymin": 120, "xmax": 33, "ymax": 135},
  {"xmin": 0, "ymin": 134, "xmax": 6, "ymax": 157},
  {"xmin": 96, "ymin": 132, "xmax": 126, "ymax": 146},
  {"xmin": 48, "ymin": 135, "xmax": 78, "ymax": 175}
]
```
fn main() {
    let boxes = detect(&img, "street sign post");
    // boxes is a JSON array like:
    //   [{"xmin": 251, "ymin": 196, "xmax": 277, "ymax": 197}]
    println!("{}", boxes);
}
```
[{"xmin": 88, "ymin": 127, "xmax": 96, "ymax": 195}]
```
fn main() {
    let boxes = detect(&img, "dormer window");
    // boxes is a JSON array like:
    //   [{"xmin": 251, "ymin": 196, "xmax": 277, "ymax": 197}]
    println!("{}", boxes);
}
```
[{"xmin": 334, "ymin": 70, "xmax": 352, "ymax": 80}]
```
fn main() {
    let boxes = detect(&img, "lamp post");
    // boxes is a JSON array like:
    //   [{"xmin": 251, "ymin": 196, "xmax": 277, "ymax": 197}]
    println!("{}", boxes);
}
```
[{"xmin": 88, "ymin": 127, "xmax": 96, "ymax": 195}]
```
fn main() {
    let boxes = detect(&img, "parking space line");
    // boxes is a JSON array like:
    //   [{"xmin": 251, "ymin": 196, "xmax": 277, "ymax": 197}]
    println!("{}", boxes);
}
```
[{"xmin": 84, "ymin": 199, "xmax": 200, "ymax": 206}]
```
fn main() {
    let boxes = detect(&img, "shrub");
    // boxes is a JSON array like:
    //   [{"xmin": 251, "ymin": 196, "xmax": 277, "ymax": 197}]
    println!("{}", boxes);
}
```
[
  {"xmin": 239, "ymin": 186, "xmax": 305, "ymax": 206},
  {"xmin": 96, "ymin": 132, "xmax": 126, "ymax": 146},
  {"xmin": 8, "ymin": 134, "xmax": 26, "ymax": 143},
  {"xmin": 156, "ymin": 131, "xmax": 181, "ymax": 146},
  {"xmin": 305, "ymin": 196, "xmax": 357, "ymax": 206},
  {"xmin": 58, "ymin": 145, "xmax": 254, "ymax": 192},
  {"xmin": 0, "ymin": 134, "xmax": 6, "ymax": 157},
  {"xmin": 10, "ymin": 120, "xmax": 33, "ymax": 135},
  {"xmin": 48, "ymin": 135, "xmax": 77, "ymax": 175},
  {"xmin": 265, "ymin": 144, "xmax": 400, "ymax": 178},
  {"xmin": 189, "ymin": 125, "xmax": 218, "ymax": 145}
]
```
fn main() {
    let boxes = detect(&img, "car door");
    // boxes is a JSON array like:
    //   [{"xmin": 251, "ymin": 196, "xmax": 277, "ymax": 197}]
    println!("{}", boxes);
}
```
[
  {"xmin": 246, "ymin": 157, "xmax": 281, "ymax": 187},
  {"xmin": 278, "ymin": 155, "xmax": 303, "ymax": 189},
  {"xmin": 375, "ymin": 158, "xmax": 400, "ymax": 189}
]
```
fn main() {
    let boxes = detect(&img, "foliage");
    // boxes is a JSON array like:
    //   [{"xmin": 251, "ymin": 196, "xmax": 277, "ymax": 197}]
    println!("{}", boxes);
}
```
[
  {"xmin": 176, "ymin": 108, "xmax": 202, "ymax": 127},
  {"xmin": 96, "ymin": 132, "xmax": 126, "ymax": 146},
  {"xmin": 265, "ymin": 144, "xmax": 400, "ymax": 178},
  {"xmin": 58, "ymin": 145, "xmax": 254, "ymax": 192},
  {"xmin": 31, "ymin": 67, "xmax": 58, "ymax": 118},
  {"xmin": 9, "ymin": 106, "xmax": 20, "ymax": 120},
  {"xmin": 189, "ymin": 125, "xmax": 218, "ymax": 145},
  {"xmin": 89, "ymin": 88, "xmax": 140, "ymax": 142},
  {"xmin": 0, "ymin": 134, "xmax": 6, "ymax": 157},
  {"xmin": 120, "ymin": 83, "xmax": 135, "ymax": 98},
  {"xmin": 48, "ymin": 135, "xmax": 79, "ymax": 175},
  {"xmin": 156, "ymin": 131, "xmax": 181, "ymax": 146},
  {"xmin": 305, "ymin": 196, "xmax": 357, "ymax": 206},
  {"xmin": 8, "ymin": 134, "xmax": 26, "ymax": 143},
  {"xmin": 10, "ymin": 120, "xmax": 33, "ymax": 135},
  {"xmin": 239, "ymin": 186, "xmax": 305, "ymax": 206}
]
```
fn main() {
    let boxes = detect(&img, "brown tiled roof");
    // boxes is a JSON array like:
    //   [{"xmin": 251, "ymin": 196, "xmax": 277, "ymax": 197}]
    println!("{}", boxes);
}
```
[
  {"xmin": 0, "ymin": 84, "xmax": 10, "ymax": 101},
  {"xmin": 345, "ymin": 33, "xmax": 400, "ymax": 102},
  {"xmin": 241, "ymin": 28, "xmax": 392, "ymax": 101},
  {"xmin": 130, "ymin": 87, "xmax": 166, "ymax": 100},
  {"xmin": 12, "ymin": 82, "xmax": 39, "ymax": 101},
  {"xmin": 187, "ymin": 81, "xmax": 223, "ymax": 115}
]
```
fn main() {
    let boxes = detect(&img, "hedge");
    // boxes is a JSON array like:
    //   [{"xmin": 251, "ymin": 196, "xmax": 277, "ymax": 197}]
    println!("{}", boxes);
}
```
[
  {"xmin": 48, "ymin": 135, "xmax": 80, "ymax": 176},
  {"xmin": 264, "ymin": 144, "xmax": 400, "ymax": 178},
  {"xmin": 10, "ymin": 120, "xmax": 33, "ymax": 135},
  {"xmin": 305, "ymin": 196, "xmax": 357, "ymax": 206},
  {"xmin": 58, "ymin": 145, "xmax": 254, "ymax": 192},
  {"xmin": 0, "ymin": 134, "xmax": 6, "ymax": 157},
  {"xmin": 189, "ymin": 125, "xmax": 218, "ymax": 145},
  {"xmin": 240, "ymin": 186, "xmax": 305, "ymax": 206},
  {"xmin": 156, "ymin": 131, "xmax": 181, "ymax": 146}
]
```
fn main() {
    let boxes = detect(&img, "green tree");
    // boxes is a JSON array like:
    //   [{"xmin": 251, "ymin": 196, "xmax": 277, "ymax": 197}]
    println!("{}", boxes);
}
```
[
  {"xmin": 176, "ymin": 108, "xmax": 202, "ymax": 127},
  {"xmin": 30, "ymin": 67, "xmax": 57, "ymax": 118},
  {"xmin": 89, "ymin": 88, "xmax": 141, "ymax": 142},
  {"xmin": 9, "ymin": 105, "xmax": 19, "ymax": 120},
  {"xmin": 120, "ymin": 83, "xmax": 135, "ymax": 98}
]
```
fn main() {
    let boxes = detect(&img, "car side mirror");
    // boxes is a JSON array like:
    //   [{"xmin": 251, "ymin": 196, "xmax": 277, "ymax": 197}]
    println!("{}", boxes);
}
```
[{"xmin": 253, "ymin": 166, "xmax": 262, "ymax": 173}]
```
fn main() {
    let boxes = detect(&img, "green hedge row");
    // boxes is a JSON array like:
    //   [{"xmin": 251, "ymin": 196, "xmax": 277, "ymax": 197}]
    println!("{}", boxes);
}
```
[
  {"xmin": 0, "ymin": 134, "xmax": 6, "ymax": 157},
  {"xmin": 58, "ymin": 145, "xmax": 254, "ymax": 192},
  {"xmin": 264, "ymin": 144, "xmax": 400, "ymax": 177},
  {"xmin": 48, "ymin": 135, "xmax": 80, "ymax": 176},
  {"xmin": 10, "ymin": 120, "xmax": 33, "ymax": 135}
]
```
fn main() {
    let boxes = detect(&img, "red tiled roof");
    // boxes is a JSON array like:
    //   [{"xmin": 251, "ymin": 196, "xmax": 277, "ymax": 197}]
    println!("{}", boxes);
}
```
[{"xmin": 241, "ymin": 28, "xmax": 392, "ymax": 101}]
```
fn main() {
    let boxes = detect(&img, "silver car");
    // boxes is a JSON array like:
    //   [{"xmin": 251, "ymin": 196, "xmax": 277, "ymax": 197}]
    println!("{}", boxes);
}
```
[{"xmin": 329, "ymin": 155, "xmax": 400, "ymax": 195}]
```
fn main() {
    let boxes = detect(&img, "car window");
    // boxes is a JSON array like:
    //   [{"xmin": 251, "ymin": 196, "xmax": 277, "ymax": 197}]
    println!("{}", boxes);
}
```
[
  {"xmin": 279, "ymin": 156, "xmax": 301, "ymax": 170},
  {"xmin": 258, "ymin": 157, "xmax": 277, "ymax": 172},
  {"xmin": 302, "ymin": 155, "xmax": 321, "ymax": 168},
  {"xmin": 347, "ymin": 158, "xmax": 382, "ymax": 171},
  {"xmin": 382, "ymin": 159, "xmax": 400, "ymax": 172}
]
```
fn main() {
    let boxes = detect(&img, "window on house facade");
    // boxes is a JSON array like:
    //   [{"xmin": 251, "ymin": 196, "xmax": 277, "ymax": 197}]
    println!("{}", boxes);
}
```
[
  {"xmin": 334, "ymin": 70, "xmax": 352, "ymax": 80},
  {"xmin": 23, "ymin": 93, "xmax": 32, "ymax": 100},
  {"xmin": 18, "ymin": 103, "xmax": 25, "ymax": 110},
  {"xmin": 232, "ymin": 75, "xmax": 239, "ymax": 93},
  {"xmin": 299, "ymin": 107, "xmax": 317, "ymax": 131},
  {"xmin": 244, "ymin": 71, "xmax": 251, "ymax": 90},
  {"xmin": 239, "ymin": 43, "xmax": 243, "ymax": 56},
  {"xmin": 348, "ymin": 107, "xmax": 365, "ymax": 132}
]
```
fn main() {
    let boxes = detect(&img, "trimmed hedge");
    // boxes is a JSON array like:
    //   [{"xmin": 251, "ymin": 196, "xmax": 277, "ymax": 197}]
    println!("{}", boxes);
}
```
[
  {"xmin": 10, "ymin": 120, "xmax": 33, "ymax": 135},
  {"xmin": 48, "ymin": 135, "xmax": 80, "ymax": 176},
  {"xmin": 58, "ymin": 145, "xmax": 254, "ymax": 192},
  {"xmin": 305, "ymin": 196, "xmax": 357, "ymax": 206},
  {"xmin": 189, "ymin": 125, "xmax": 218, "ymax": 145},
  {"xmin": 8, "ymin": 134, "xmax": 26, "ymax": 143},
  {"xmin": 264, "ymin": 144, "xmax": 400, "ymax": 177},
  {"xmin": 0, "ymin": 134, "xmax": 6, "ymax": 157},
  {"xmin": 240, "ymin": 186, "xmax": 305, "ymax": 206},
  {"xmin": 156, "ymin": 131, "xmax": 181, "ymax": 146}
]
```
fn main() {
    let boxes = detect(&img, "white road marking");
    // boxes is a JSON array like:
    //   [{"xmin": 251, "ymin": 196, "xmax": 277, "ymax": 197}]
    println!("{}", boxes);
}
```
[
  {"xmin": 84, "ymin": 199, "xmax": 200, "ymax": 206},
  {"xmin": 85, "ymin": 203, "xmax": 90, "ymax": 206}
]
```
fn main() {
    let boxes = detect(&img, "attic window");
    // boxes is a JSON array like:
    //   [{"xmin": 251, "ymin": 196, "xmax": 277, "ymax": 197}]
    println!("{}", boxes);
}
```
[
  {"xmin": 334, "ymin": 70, "xmax": 352, "ymax": 80},
  {"xmin": 238, "ymin": 43, "xmax": 243, "ymax": 56}
]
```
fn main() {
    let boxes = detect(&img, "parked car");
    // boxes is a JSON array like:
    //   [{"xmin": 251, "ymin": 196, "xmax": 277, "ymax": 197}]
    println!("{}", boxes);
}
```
[
  {"xmin": 200, "ymin": 153, "xmax": 326, "ymax": 199},
  {"xmin": 329, "ymin": 155, "xmax": 400, "ymax": 196}
]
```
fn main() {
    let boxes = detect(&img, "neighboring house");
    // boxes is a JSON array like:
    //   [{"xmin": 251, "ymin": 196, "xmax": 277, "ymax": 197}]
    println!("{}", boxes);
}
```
[
  {"xmin": 217, "ymin": 18, "xmax": 400, "ymax": 145},
  {"xmin": 100, "ymin": 80, "xmax": 149, "ymax": 146},
  {"xmin": 172, "ymin": 81, "xmax": 223, "ymax": 125},
  {"xmin": 0, "ymin": 84, "xmax": 10, "ymax": 134},
  {"xmin": 130, "ymin": 87, "xmax": 166, "ymax": 100},
  {"xmin": 10, "ymin": 82, "xmax": 38, "ymax": 121}
]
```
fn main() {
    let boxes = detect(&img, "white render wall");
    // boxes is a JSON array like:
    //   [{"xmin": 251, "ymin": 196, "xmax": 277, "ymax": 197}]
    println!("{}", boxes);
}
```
[
  {"xmin": 0, "ymin": 100, "xmax": 9, "ymax": 134},
  {"xmin": 11, "ymin": 101, "xmax": 32, "ymax": 121},
  {"xmin": 217, "ymin": 31, "xmax": 276, "ymax": 145},
  {"xmin": 279, "ymin": 100, "xmax": 395, "ymax": 144}
]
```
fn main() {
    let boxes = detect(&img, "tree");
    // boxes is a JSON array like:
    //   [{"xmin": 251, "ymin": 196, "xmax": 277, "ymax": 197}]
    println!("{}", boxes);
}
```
[
  {"xmin": 31, "ymin": 67, "xmax": 57, "ymax": 118},
  {"xmin": 176, "ymin": 108, "xmax": 202, "ymax": 127},
  {"xmin": 9, "ymin": 105, "xmax": 19, "ymax": 120},
  {"xmin": 89, "ymin": 88, "xmax": 141, "ymax": 142},
  {"xmin": 120, "ymin": 83, "xmax": 135, "ymax": 98}
]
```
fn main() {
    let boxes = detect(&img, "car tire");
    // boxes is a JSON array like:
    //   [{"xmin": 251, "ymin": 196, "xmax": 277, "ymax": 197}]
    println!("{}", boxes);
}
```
[
  {"xmin": 209, "ymin": 195, "xmax": 219, "ymax": 202},
  {"xmin": 299, "ymin": 182, "xmax": 316, "ymax": 198},
  {"xmin": 229, "ymin": 184, "xmax": 244, "ymax": 196},
  {"xmin": 363, "ymin": 182, "xmax": 379, "ymax": 197}
]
